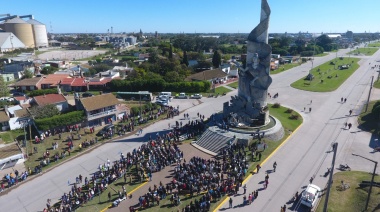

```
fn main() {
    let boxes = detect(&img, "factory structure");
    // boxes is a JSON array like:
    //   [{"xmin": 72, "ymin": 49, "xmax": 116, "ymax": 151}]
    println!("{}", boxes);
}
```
[
  {"xmin": 95, "ymin": 35, "xmax": 137, "ymax": 49},
  {"xmin": 0, "ymin": 14, "xmax": 48, "ymax": 52}
]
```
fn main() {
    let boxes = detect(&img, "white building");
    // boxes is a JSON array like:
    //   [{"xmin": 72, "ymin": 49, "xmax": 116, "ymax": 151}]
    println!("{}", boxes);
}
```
[{"xmin": 0, "ymin": 32, "xmax": 26, "ymax": 52}]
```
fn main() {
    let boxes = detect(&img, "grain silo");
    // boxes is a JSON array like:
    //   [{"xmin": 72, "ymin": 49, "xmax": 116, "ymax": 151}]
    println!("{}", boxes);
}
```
[
  {"xmin": 27, "ymin": 18, "xmax": 48, "ymax": 47},
  {"xmin": 3, "ymin": 17, "xmax": 35, "ymax": 47}
]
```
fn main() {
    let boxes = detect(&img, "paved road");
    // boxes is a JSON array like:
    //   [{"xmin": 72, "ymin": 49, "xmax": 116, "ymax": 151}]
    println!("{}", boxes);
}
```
[
  {"xmin": 218, "ymin": 48, "xmax": 380, "ymax": 211},
  {"xmin": 1, "ymin": 47, "xmax": 380, "ymax": 212}
]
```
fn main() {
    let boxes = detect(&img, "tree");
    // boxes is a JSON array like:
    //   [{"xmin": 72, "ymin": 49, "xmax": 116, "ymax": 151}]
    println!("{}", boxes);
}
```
[
  {"xmin": 212, "ymin": 50, "xmax": 222, "ymax": 68},
  {"xmin": 182, "ymin": 51, "xmax": 189, "ymax": 66},
  {"xmin": 41, "ymin": 66, "xmax": 58, "ymax": 75},
  {"xmin": 29, "ymin": 104, "xmax": 60, "ymax": 119},
  {"xmin": 23, "ymin": 70, "xmax": 33, "ymax": 79},
  {"xmin": 169, "ymin": 44, "xmax": 173, "ymax": 59},
  {"xmin": 316, "ymin": 34, "xmax": 333, "ymax": 51},
  {"xmin": 0, "ymin": 77, "xmax": 9, "ymax": 97}
]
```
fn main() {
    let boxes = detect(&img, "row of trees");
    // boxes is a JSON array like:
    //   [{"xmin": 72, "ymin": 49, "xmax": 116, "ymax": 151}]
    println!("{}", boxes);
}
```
[{"xmin": 109, "ymin": 79, "xmax": 211, "ymax": 93}]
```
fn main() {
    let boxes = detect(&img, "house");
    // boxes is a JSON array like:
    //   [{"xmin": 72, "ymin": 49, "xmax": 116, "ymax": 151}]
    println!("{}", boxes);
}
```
[
  {"xmin": 40, "ymin": 74, "xmax": 70, "ymax": 89},
  {"xmin": 75, "ymin": 93, "xmax": 120, "ymax": 127},
  {"xmin": 88, "ymin": 78, "xmax": 112, "ymax": 90},
  {"xmin": 0, "ymin": 73, "xmax": 15, "ymax": 82},
  {"xmin": 185, "ymin": 69, "xmax": 228, "ymax": 82},
  {"xmin": 3, "ymin": 61, "xmax": 34, "ymax": 79},
  {"xmin": 5, "ymin": 105, "xmax": 30, "ymax": 130},
  {"xmin": 59, "ymin": 77, "xmax": 88, "ymax": 92},
  {"xmin": 0, "ymin": 110, "xmax": 10, "ymax": 131},
  {"xmin": 13, "ymin": 96, "xmax": 32, "ymax": 107},
  {"xmin": 32, "ymin": 94, "xmax": 69, "ymax": 112},
  {"xmin": 96, "ymin": 70, "xmax": 120, "ymax": 79},
  {"xmin": 12, "ymin": 77, "xmax": 43, "ymax": 92}
]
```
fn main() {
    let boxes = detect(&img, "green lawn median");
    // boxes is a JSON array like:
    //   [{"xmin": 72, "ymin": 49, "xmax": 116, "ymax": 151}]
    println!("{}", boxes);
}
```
[
  {"xmin": 348, "ymin": 48, "xmax": 379, "ymax": 56},
  {"xmin": 316, "ymin": 171, "xmax": 380, "ymax": 212},
  {"xmin": 291, "ymin": 57, "xmax": 360, "ymax": 92}
]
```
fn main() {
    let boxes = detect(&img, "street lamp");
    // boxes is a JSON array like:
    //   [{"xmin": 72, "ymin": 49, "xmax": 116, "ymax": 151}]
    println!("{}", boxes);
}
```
[{"xmin": 352, "ymin": 153, "xmax": 378, "ymax": 211}]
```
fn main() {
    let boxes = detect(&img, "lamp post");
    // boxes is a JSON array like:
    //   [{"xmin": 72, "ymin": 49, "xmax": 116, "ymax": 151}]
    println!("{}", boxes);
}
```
[
  {"xmin": 10, "ymin": 35, "xmax": 14, "ymax": 52},
  {"xmin": 352, "ymin": 153, "xmax": 378, "ymax": 211}
]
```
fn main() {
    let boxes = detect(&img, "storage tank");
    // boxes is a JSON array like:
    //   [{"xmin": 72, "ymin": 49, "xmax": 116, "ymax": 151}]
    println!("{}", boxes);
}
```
[
  {"xmin": 3, "ymin": 17, "xmax": 35, "ymax": 47},
  {"xmin": 27, "ymin": 19, "xmax": 48, "ymax": 47}
]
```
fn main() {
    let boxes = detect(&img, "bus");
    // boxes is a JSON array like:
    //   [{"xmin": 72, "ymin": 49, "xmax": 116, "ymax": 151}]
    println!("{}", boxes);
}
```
[{"xmin": 116, "ymin": 91, "xmax": 153, "ymax": 101}]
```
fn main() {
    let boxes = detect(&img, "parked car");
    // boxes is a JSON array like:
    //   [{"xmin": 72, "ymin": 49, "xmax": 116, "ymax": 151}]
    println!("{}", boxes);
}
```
[
  {"xmin": 0, "ymin": 97, "xmax": 15, "ymax": 102},
  {"xmin": 176, "ymin": 92, "xmax": 188, "ymax": 99},
  {"xmin": 82, "ymin": 92, "xmax": 94, "ymax": 98},
  {"xmin": 12, "ymin": 92, "xmax": 25, "ymax": 97},
  {"xmin": 96, "ymin": 124, "xmax": 115, "ymax": 136},
  {"xmin": 190, "ymin": 94, "xmax": 203, "ymax": 99},
  {"xmin": 300, "ymin": 184, "xmax": 321, "ymax": 208}
]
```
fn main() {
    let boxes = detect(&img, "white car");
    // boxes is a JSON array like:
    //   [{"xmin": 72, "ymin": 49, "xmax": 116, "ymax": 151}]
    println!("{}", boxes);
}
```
[
  {"xmin": 301, "ymin": 184, "xmax": 321, "ymax": 208},
  {"xmin": 176, "ymin": 93, "xmax": 188, "ymax": 99},
  {"xmin": 191, "ymin": 94, "xmax": 203, "ymax": 99}
]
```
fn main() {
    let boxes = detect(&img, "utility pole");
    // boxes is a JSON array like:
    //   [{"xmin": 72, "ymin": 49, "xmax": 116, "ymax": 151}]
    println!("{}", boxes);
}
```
[
  {"xmin": 365, "ymin": 76, "xmax": 374, "ymax": 112},
  {"xmin": 323, "ymin": 142, "xmax": 338, "ymax": 212},
  {"xmin": 352, "ymin": 153, "xmax": 378, "ymax": 211}
]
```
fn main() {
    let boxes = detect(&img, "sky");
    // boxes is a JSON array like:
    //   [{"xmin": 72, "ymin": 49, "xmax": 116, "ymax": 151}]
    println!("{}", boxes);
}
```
[{"xmin": 1, "ymin": 0, "xmax": 380, "ymax": 34}]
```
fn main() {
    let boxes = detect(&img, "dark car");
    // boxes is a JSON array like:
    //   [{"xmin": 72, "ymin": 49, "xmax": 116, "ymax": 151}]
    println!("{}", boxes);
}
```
[
  {"xmin": 82, "ymin": 92, "xmax": 94, "ymax": 98},
  {"xmin": 12, "ymin": 92, "xmax": 26, "ymax": 97},
  {"xmin": 96, "ymin": 124, "xmax": 115, "ymax": 136}
]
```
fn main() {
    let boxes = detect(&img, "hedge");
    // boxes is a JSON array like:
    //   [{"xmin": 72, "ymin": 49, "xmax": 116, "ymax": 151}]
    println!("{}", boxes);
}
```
[
  {"xmin": 27, "ymin": 89, "xmax": 58, "ymax": 97},
  {"xmin": 130, "ymin": 102, "xmax": 159, "ymax": 117},
  {"xmin": 35, "ymin": 111, "xmax": 85, "ymax": 131},
  {"xmin": 109, "ymin": 79, "xmax": 211, "ymax": 93}
]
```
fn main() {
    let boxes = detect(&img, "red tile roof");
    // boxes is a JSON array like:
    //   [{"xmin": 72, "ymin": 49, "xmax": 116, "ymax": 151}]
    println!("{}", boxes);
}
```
[
  {"xmin": 33, "ymin": 94, "xmax": 67, "ymax": 106},
  {"xmin": 71, "ymin": 78, "xmax": 87, "ymax": 87},
  {"xmin": 60, "ymin": 78, "xmax": 75, "ymax": 85},
  {"xmin": 14, "ymin": 96, "xmax": 27, "ymax": 101},
  {"xmin": 40, "ymin": 74, "xmax": 71, "ymax": 86},
  {"xmin": 59, "ymin": 77, "xmax": 87, "ymax": 87}
]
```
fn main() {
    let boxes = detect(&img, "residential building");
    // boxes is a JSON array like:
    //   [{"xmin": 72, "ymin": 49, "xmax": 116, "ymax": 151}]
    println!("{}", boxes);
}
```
[
  {"xmin": 3, "ymin": 61, "xmax": 34, "ymax": 79},
  {"xmin": 59, "ymin": 77, "xmax": 88, "ymax": 92},
  {"xmin": 40, "ymin": 74, "xmax": 70, "ymax": 89},
  {"xmin": 0, "ymin": 110, "xmax": 10, "ymax": 131},
  {"xmin": 88, "ymin": 78, "xmax": 112, "ymax": 90},
  {"xmin": 75, "ymin": 93, "xmax": 120, "ymax": 126},
  {"xmin": 12, "ymin": 77, "xmax": 43, "ymax": 92},
  {"xmin": 185, "ymin": 68, "xmax": 228, "ymax": 82},
  {"xmin": 5, "ymin": 105, "xmax": 30, "ymax": 130},
  {"xmin": 0, "ymin": 73, "xmax": 15, "ymax": 82},
  {"xmin": 32, "ymin": 94, "xmax": 68, "ymax": 112}
]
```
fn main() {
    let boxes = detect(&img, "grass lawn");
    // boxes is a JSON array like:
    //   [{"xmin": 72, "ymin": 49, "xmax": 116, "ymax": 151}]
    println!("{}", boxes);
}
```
[
  {"xmin": 0, "ymin": 129, "xmax": 25, "ymax": 144},
  {"xmin": 315, "ymin": 171, "xmax": 380, "ymax": 212},
  {"xmin": 76, "ymin": 170, "xmax": 147, "ymax": 212},
  {"xmin": 368, "ymin": 42, "xmax": 380, "ymax": 48},
  {"xmin": 135, "ymin": 104, "xmax": 302, "ymax": 212},
  {"xmin": 23, "ymin": 106, "xmax": 168, "ymax": 173},
  {"xmin": 358, "ymin": 100, "xmax": 379, "ymax": 134},
  {"xmin": 373, "ymin": 80, "xmax": 380, "ymax": 89},
  {"xmin": 291, "ymin": 57, "xmax": 360, "ymax": 92},
  {"xmin": 348, "ymin": 48, "xmax": 379, "ymax": 56},
  {"xmin": 228, "ymin": 81, "xmax": 239, "ymax": 89},
  {"xmin": 214, "ymin": 86, "xmax": 233, "ymax": 94},
  {"xmin": 271, "ymin": 62, "xmax": 301, "ymax": 75},
  {"xmin": 314, "ymin": 52, "xmax": 329, "ymax": 57}
]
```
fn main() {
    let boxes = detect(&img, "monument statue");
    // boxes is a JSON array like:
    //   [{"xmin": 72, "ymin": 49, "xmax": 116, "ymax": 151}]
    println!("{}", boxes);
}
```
[{"xmin": 223, "ymin": 0, "xmax": 272, "ymax": 126}]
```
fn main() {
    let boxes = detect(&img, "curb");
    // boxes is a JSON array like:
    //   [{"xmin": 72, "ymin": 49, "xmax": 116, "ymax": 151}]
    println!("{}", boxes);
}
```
[{"xmin": 212, "ymin": 123, "xmax": 303, "ymax": 212}]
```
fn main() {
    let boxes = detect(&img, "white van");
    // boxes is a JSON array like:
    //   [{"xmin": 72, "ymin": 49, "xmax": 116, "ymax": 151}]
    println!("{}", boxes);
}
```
[
  {"xmin": 159, "ymin": 92, "xmax": 172, "ymax": 97},
  {"xmin": 301, "ymin": 184, "xmax": 321, "ymax": 208}
]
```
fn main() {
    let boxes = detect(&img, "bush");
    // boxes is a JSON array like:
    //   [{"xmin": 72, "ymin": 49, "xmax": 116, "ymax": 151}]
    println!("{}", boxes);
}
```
[
  {"xmin": 35, "ymin": 111, "xmax": 85, "ymax": 131},
  {"xmin": 285, "ymin": 108, "xmax": 293, "ymax": 113},
  {"xmin": 272, "ymin": 103, "xmax": 281, "ymax": 108},
  {"xmin": 27, "ymin": 89, "xmax": 58, "ymax": 97},
  {"xmin": 289, "ymin": 113, "xmax": 299, "ymax": 120}
]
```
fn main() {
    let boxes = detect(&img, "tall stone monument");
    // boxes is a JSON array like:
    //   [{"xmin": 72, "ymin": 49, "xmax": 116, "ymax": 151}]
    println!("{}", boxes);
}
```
[{"xmin": 223, "ymin": 0, "xmax": 272, "ymax": 127}]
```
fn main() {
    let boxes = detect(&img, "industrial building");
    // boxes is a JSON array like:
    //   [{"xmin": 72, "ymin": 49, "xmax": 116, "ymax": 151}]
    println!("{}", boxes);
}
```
[
  {"xmin": 0, "ymin": 32, "xmax": 26, "ymax": 52},
  {"xmin": 0, "ymin": 14, "xmax": 48, "ymax": 50}
]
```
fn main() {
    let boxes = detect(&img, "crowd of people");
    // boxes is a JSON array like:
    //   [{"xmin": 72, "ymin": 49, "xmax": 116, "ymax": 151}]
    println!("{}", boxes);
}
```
[{"xmin": 46, "ymin": 123, "xmax": 187, "ymax": 212}]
